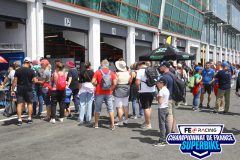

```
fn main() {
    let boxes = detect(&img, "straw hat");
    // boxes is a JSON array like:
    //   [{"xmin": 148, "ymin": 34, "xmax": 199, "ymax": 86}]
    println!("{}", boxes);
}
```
[{"xmin": 115, "ymin": 60, "xmax": 127, "ymax": 72}]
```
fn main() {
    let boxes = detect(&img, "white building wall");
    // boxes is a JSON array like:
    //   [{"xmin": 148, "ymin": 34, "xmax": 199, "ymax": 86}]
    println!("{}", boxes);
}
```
[
  {"xmin": 26, "ymin": 1, "xmax": 37, "ymax": 59},
  {"xmin": 36, "ymin": 0, "xmax": 44, "ymax": 59},
  {"xmin": 126, "ymin": 26, "xmax": 135, "ymax": 66},
  {"xmin": 89, "ymin": 17, "xmax": 100, "ymax": 71},
  {"xmin": 0, "ymin": 22, "xmax": 26, "ymax": 52}
]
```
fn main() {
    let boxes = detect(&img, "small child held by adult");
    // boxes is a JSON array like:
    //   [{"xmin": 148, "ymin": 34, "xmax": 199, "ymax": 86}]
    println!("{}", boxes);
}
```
[{"xmin": 154, "ymin": 77, "xmax": 170, "ymax": 147}]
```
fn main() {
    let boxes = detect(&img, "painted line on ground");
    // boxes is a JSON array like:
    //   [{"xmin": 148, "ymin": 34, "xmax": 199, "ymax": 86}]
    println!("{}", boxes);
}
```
[{"xmin": 0, "ymin": 106, "xmax": 75, "ymax": 122}]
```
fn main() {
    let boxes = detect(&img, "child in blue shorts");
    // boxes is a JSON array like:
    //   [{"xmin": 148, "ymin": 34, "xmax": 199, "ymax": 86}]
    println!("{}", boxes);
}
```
[{"xmin": 65, "ymin": 88, "xmax": 72, "ymax": 118}]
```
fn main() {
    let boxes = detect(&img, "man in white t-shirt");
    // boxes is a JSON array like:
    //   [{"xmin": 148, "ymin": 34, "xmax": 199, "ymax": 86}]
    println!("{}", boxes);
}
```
[
  {"xmin": 154, "ymin": 77, "xmax": 170, "ymax": 147},
  {"xmin": 136, "ymin": 62, "xmax": 156, "ymax": 130}
]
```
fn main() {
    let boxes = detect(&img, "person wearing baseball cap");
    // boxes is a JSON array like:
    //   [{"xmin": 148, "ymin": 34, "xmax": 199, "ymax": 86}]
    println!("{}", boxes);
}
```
[
  {"xmin": 24, "ymin": 57, "xmax": 32, "ymax": 63},
  {"xmin": 38, "ymin": 59, "xmax": 52, "ymax": 121},
  {"xmin": 159, "ymin": 61, "xmax": 176, "ymax": 133},
  {"xmin": 11, "ymin": 57, "xmax": 38, "ymax": 126},
  {"xmin": 214, "ymin": 61, "xmax": 231, "ymax": 114}
]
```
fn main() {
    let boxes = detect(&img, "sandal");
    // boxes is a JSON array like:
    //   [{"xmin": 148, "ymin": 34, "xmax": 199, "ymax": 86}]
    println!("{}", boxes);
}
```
[
  {"xmin": 93, "ymin": 124, "xmax": 99, "ymax": 129},
  {"xmin": 110, "ymin": 125, "xmax": 115, "ymax": 131}
]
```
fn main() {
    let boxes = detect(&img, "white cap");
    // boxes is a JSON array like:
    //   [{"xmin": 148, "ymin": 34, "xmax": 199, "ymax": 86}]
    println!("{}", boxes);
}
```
[{"xmin": 24, "ymin": 57, "xmax": 32, "ymax": 63}]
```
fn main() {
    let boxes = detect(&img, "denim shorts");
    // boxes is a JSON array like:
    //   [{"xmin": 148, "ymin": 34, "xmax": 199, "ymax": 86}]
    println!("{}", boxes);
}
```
[
  {"xmin": 42, "ymin": 88, "xmax": 51, "ymax": 106},
  {"xmin": 95, "ymin": 94, "xmax": 114, "ymax": 113}
]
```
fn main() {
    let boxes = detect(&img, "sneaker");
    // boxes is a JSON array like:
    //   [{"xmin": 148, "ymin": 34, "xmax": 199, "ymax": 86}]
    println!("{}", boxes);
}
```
[
  {"xmin": 130, "ymin": 115, "xmax": 137, "ymax": 119},
  {"xmin": 138, "ymin": 115, "xmax": 144, "ymax": 119},
  {"xmin": 153, "ymin": 142, "xmax": 166, "ymax": 147},
  {"xmin": 212, "ymin": 111, "xmax": 219, "ymax": 114},
  {"xmin": 115, "ymin": 121, "xmax": 124, "ymax": 126},
  {"xmin": 17, "ymin": 120, "xmax": 22, "ymax": 126},
  {"xmin": 184, "ymin": 102, "xmax": 188, "ymax": 106},
  {"xmin": 141, "ymin": 123, "xmax": 152, "ymax": 130},
  {"xmin": 27, "ymin": 119, "xmax": 33, "ymax": 124},
  {"xmin": 50, "ymin": 118, "xmax": 56, "ymax": 124},
  {"xmin": 207, "ymin": 104, "xmax": 211, "ymax": 109},
  {"xmin": 123, "ymin": 119, "xmax": 128, "ymax": 125},
  {"xmin": 110, "ymin": 125, "xmax": 116, "ymax": 131},
  {"xmin": 59, "ymin": 118, "xmax": 63, "ymax": 122},
  {"xmin": 78, "ymin": 121, "xmax": 84, "ymax": 126},
  {"xmin": 199, "ymin": 103, "xmax": 203, "ymax": 108},
  {"xmin": 67, "ymin": 114, "xmax": 73, "ymax": 118}
]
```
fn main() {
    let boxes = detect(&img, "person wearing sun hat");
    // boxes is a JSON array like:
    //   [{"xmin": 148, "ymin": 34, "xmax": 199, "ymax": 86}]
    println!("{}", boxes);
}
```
[
  {"xmin": 113, "ymin": 60, "xmax": 132, "ymax": 126},
  {"xmin": 66, "ymin": 60, "xmax": 80, "ymax": 113}
]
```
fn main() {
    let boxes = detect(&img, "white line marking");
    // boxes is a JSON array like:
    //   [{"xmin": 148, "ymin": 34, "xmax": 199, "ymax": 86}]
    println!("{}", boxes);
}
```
[{"xmin": 0, "ymin": 106, "xmax": 75, "ymax": 122}]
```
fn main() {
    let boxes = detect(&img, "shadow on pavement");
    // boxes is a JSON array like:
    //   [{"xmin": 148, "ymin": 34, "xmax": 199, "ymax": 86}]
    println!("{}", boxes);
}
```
[
  {"xmin": 132, "ymin": 129, "xmax": 159, "ymax": 137},
  {"xmin": 175, "ymin": 107, "xmax": 193, "ymax": 111},
  {"xmin": 223, "ymin": 127, "xmax": 240, "ymax": 135},
  {"xmin": 223, "ymin": 112, "xmax": 240, "ymax": 116},
  {"xmin": 1, "ymin": 119, "xmax": 18, "ymax": 126},
  {"xmin": 131, "ymin": 137, "xmax": 156, "ymax": 144},
  {"xmin": 126, "ymin": 122, "xmax": 141, "ymax": 129}
]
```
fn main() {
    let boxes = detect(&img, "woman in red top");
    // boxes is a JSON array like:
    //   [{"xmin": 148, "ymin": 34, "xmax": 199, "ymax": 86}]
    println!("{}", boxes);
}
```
[{"xmin": 50, "ymin": 62, "xmax": 67, "ymax": 124}]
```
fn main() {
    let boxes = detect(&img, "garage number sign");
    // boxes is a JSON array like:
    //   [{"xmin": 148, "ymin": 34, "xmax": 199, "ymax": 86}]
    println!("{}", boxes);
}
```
[{"xmin": 64, "ymin": 17, "xmax": 71, "ymax": 27}]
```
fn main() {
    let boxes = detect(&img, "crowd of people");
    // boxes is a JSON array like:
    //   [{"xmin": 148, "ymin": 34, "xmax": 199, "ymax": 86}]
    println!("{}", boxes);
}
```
[{"xmin": 0, "ymin": 57, "xmax": 240, "ymax": 147}]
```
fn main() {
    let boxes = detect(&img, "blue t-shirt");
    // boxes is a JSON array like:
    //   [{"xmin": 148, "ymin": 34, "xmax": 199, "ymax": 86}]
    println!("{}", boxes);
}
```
[
  {"xmin": 202, "ymin": 68, "xmax": 215, "ymax": 84},
  {"xmin": 215, "ymin": 70, "xmax": 231, "ymax": 90},
  {"xmin": 162, "ymin": 72, "xmax": 174, "ymax": 100}
]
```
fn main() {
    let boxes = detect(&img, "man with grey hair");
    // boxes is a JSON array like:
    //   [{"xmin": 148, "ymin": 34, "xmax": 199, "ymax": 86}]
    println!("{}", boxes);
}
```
[{"xmin": 92, "ymin": 59, "xmax": 117, "ymax": 130}]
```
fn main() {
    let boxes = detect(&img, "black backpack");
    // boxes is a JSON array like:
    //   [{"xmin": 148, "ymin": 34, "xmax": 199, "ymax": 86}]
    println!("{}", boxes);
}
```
[
  {"xmin": 144, "ymin": 67, "xmax": 159, "ymax": 87},
  {"xmin": 168, "ymin": 73, "xmax": 185, "ymax": 102}
]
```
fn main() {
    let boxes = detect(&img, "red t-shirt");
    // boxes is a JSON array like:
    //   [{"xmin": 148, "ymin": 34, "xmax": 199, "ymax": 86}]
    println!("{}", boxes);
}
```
[{"xmin": 93, "ymin": 68, "xmax": 116, "ymax": 95}]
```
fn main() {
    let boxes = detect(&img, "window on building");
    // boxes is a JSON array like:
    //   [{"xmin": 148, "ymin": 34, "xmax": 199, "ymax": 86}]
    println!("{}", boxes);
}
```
[
  {"xmin": 173, "ymin": 0, "xmax": 182, "ymax": 8},
  {"xmin": 67, "ymin": 0, "xmax": 100, "ymax": 10},
  {"xmin": 122, "ymin": 0, "xmax": 138, "ymax": 6},
  {"xmin": 138, "ymin": 0, "xmax": 151, "ymax": 11},
  {"xmin": 101, "ymin": 0, "xmax": 119, "ymax": 16},
  {"xmin": 137, "ymin": 10, "xmax": 150, "ymax": 24},
  {"xmin": 163, "ymin": 19, "xmax": 170, "ymax": 29},
  {"xmin": 179, "ymin": 11, "xmax": 187, "ymax": 24},
  {"xmin": 164, "ymin": 3, "xmax": 173, "ymax": 19},
  {"xmin": 171, "ymin": 7, "xmax": 180, "ymax": 22},
  {"xmin": 119, "ymin": 4, "xmax": 136, "ymax": 21},
  {"xmin": 150, "ymin": 15, "xmax": 159, "ymax": 27},
  {"xmin": 186, "ymin": 14, "xmax": 193, "ymax": 27},
  {"xmin": 181, "ymin": 2, "xmax": 189, "ymax": 11},
  {"xmin": 151, "ymin": 0, "xmax": 162, "ymax": 14}
]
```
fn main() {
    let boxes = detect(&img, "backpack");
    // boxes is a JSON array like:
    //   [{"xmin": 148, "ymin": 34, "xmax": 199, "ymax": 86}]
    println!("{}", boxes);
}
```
[
  {"xmin": 144, "ymin": 67, "xmax": 159, "ymax": 87},
  {"xmin": 100, "ymin": 69, "xmax": 112, "ymax": 90},
  {"xmin": 187, "ymin": 76, "xmax": 195, "ymax": 89},
  {"xmin": 168, "ymin": 73, "xmax": 185, "ymax": 102},
  {"xmin": 3, "ymin": 101, "xmax": 16, "ymax": 117},
  {"xmin": 56, "ymin": 73, "xmax": 67, "ymax": 90}
]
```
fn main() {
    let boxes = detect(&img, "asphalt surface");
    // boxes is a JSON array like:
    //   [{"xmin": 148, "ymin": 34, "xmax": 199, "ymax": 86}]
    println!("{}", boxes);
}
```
[{"xmin": 0, "ymin": 89, "xmax": 239, "ymax": 160}]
